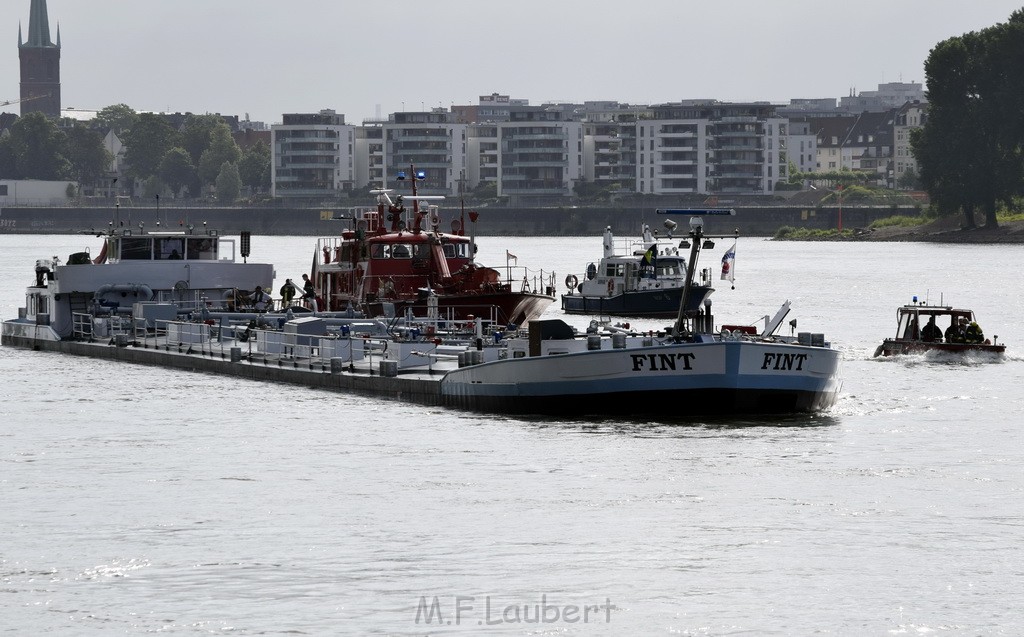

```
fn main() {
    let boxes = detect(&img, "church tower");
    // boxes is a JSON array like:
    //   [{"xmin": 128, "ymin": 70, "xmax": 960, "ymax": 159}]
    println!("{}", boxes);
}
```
[{"xmin": 18, "ymin": 0, "xmax": 61, "ymax": 118}]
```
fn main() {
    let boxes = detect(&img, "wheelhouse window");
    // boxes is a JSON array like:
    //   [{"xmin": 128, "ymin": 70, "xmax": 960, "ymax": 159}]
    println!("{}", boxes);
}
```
[
  {"xmin": 605, "ymin": 263, "xmax": 625, "ymax": 277},
  {"xmin": 656, "ymin": 259, "xmax": 684, "ymax": 277},
  {"xmin": 412, "ymin": 243, "xmax": 431, "ymax": 259},
  {"xmin": 120, "ymin": 238, "xmax": 152, "ymax": 260},
  {"xmin": 186, "ymin": 237, "xmax": 217, "ymax": 260},
  {"xmin": 441, "ymin": 242, "xmax": 471, "ymax": 258},
  {"xmin": 158, "ymin": 238, "xmax": 185, "ymax": 260}
]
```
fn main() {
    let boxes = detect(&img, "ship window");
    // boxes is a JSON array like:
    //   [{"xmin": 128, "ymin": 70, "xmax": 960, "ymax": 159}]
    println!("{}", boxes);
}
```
[
  {"xmin": 413, "ymin": 243, "xmax": 431, "ymax": 258},
  {"xmin": 605, "ymin": 263, "xmax": 625, "ymax": 277},
  {"xmin": 442, "ymin": 244, "xmax": 456, "ymax": 258},
  {"xmin": 656, "ymin": 262, "xmax": 682, "ymax": 276},
  {"xmin": 187, "ymin": 237, "xmax": 216, "ymax": 260},
  {"xmin": 120, "ymin": 238, "xmax": 152, "ymax": 260},
  {"xmin": 370, "ymin": 244, "xmax": 389, "ymax": 259},
  {"xmin": 392, "ymin": 244, "xmax": 411, "ymax": 259},
  {"xmin": 158, "ymin": 238, "xmax": 185, "ymax": 260}
]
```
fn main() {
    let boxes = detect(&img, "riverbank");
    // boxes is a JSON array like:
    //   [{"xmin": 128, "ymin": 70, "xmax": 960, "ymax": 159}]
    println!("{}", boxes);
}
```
[{"xmin": 856, "ymin": 215, "xmax": 1024, "ymax": 243}]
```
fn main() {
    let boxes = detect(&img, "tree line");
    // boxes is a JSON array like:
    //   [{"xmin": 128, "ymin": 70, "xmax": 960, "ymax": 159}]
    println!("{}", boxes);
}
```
[
  {"xmin": 0, "ymin": 104, "xmax": 271, "ymax": 203},
  {"xmin": 912, "ymin": 10, "xmax": 1024, "ymax": 229}
]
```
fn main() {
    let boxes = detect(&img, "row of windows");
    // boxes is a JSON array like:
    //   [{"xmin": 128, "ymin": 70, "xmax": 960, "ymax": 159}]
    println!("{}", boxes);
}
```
[{"xmin": 369, "ymin": 242, "xmax": 470, "ymax": 260}]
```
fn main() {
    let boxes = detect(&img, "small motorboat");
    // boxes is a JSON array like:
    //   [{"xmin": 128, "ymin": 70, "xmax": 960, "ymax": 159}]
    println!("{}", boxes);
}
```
[{"xmin": 874, "ymin": 299, "xmax": 1005, "ymax": 357}]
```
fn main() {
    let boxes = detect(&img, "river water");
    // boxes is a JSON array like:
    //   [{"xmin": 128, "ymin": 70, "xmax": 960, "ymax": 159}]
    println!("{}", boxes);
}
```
[{"xmin": 2, "ymin": 232, "xmax": 1023, "ymax": 635}]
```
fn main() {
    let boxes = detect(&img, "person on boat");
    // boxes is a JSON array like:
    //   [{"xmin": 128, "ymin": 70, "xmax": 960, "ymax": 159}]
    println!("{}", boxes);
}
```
[
  {"xmin": 945, "ymin": 318, "xmax": 967, "ymax": 344},
  {"xmin": 279, "ymin": 279, "xmax": 297, "ymax": 307},
  {"xmin": 965, "ymin": 320, "xmax": 985, "ymax": 344},
  {"xmin": 251, "ymin": 286, "xmax": 272, "ymax": 312},
  {"xmin": 921, "ymin": 316, "xmax": 943, "ymax": 342},
  {"xmin": 168, "ymin": 249, "xmax": 182, "ymax": 260},
  {"xmin": 301, "ymin": 274, "xmax": 318, "ymax": 311},
  {"xmin": 903, "ymin": 317, "xmax": 920, "ymax": 340}
]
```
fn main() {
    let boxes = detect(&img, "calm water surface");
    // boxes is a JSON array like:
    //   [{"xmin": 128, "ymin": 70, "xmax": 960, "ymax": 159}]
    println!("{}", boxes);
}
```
[{"xmin": 2, "ymin": 233, "xmax": 1023, "ymax": 635}]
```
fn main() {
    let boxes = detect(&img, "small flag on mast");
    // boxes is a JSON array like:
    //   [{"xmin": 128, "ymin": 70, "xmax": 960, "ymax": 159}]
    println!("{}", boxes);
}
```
[
  {"xmin": 721, "ymin": 241, "xmax": 736, "ymax": 284},
  {"xmin": 506, "ymin": 250, "xmax": 517, "ymax": 264}
]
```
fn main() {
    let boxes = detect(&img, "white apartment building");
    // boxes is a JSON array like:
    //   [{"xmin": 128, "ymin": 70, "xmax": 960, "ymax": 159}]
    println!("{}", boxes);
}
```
[
  {"xmin": 893, "ymin": 102, "xmax": 926, "ymax": 187},
  {"xmin": 273, "ymin": 96, "xmax": 923, "ymax": 201},
  {"xmin": 382, "ymin": 110, "xmax": 467, "ymax": 196},
  {"xmin": 786, "ymin": 120, "xmax": 817, "ymax": 175},
  {"xmin": 497, "ymin": 106, "xmax": 584, "ymax": 204},
  {"xmin": 354, "ymin": 122, "xmax": 385, "ymax": 188},
  {"xmin": 640, "ymin": 102, "xmax": 786, "ymax": 195},
  {"xmin": 466, "ymin": 124, "xmax": 499, "ymax": 188},
  {"xmin": 271, "ymin": 110, "xmax": 355, "ymax": 198},
  {"xmin": 581, "ymin": 102, "xmax": 646, "ymax": 192}
]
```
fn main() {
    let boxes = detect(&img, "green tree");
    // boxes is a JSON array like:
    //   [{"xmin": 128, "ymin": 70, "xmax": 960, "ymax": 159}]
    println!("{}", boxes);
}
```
[
  {"xmin": 122, "ymin": 113, "xmax": 180, "ymax": 181},
  {"xmin": 142, "ymin": 175, "xmax": 165, "ymax": 199},
  {"xmin": 92, "ymin": 103, "xmax": 138, "ymax": 135},
  {"xmin": 0, "ymin": 137, "xmax": 19, "ymax": 178},
  {"xmin": 215, "ymin": 161, "xmax": 241, "ymax": 202},
  {"xmin": 896, "ymin": 167, "xmax": 921, "ymax": 190},
  {"xmin": 238, "ymin": 140, "xmax": 271, "ymax": 192},
  {"xmin": 180, "ymin": 114, "xmax": 225, "ymax": 166},
  {"xmin": 64, "ymin": 124, "xmax": 113, "ymax": 186},
  {"xmin": 7, "ymin": 112, "xmax": 69, "ymax": 179},
  {"xmin": 914, "ymin": 12, "xmax": 1024, "ymax": 228},
  {"xmin": 198, "ymin": 124, "xmax": 241, "ymax": 186},
  {"xmin": 159, "ymin": 147, "xmax": 198, "ymax": 197}
]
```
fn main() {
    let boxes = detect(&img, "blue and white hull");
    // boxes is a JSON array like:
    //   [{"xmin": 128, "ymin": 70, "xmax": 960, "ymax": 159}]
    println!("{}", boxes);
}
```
[{"xmin": 440, "ymin": 337, "xmax": 842, "ymax": 416}]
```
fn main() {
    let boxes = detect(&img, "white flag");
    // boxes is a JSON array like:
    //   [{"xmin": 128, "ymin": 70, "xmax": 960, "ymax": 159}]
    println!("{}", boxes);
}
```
[
  {"xmin": 506, "ymin": 250, "xmax": 517, "ymax": 264},
  {"xmin": 721, "ymin": 242, "xmax": 736, "ymax": 282}
]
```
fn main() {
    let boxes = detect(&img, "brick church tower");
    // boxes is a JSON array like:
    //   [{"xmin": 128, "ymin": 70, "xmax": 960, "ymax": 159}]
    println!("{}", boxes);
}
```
[{"xmin": 18, "ymin": 0, "xmax": 61, "ymax": 118}]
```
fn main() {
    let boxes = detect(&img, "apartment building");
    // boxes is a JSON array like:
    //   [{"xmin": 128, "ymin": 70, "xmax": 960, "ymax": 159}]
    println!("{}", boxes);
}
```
[
  {"xmin": 271, "ymin": 92, "xmax": 923, "ymax": 201},
  {"xmin": 786, "ymin": 120, "xmax": 817, "ymax": 175},
  {"xmin": 466, "ymin": 124, "xmax": 499, "ymax": 189},
  {"xmin": 354, "ymin": 122, "xmax": 385, "ymax": 188},
  {"xmin": 846, "ymin": 110, "xmax": 896, "ymax": 186},
  {"xmin": 893, "ymin": 101, "xmax": 926, "ymax": 187},
  {"xmin": 806, "ymin": 110, "xmax": 900, "ymax": 185},
  {"xmin": 810, "ymin": 116, "xmax": 857, "ymax": 172},
  {"xmin": 497, "ymin": 105, "xmax": 584, "ymax": 205},
  {"xmin": 271, "ymin": 110, "xmax": 354, "ymax": 198},
  {"xmin": 383, "ymin": 110, "xmax": 467, "ymax": 196},
  {"xmin": 640, "ymin": 102, "xmax": 786, "ymax": 195},
  {"xmin": 839, "ymin": 82, "xmax": 924, "ymax": 113},
  {"xmin": 581, "ymin": 102, "xmax": 648, "ymax": 193}
]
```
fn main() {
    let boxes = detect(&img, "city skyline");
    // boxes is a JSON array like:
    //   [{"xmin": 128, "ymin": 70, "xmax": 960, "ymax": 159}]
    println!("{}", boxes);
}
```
[{"xmin": 3, "ymin": 0, "xmax": 1023, "ymax": 124}]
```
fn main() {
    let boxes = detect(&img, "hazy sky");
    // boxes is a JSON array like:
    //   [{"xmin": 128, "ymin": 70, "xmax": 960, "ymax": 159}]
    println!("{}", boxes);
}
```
[{"xmin": 3, "ymin": 1, "xmax": 1022, "ymax": 125}]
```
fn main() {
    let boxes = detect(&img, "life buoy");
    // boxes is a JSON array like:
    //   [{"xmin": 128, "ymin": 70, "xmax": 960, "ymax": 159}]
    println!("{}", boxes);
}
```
[
  {"xmin": 607, "ymin": 279, "xmax": 615, "ymax": 295},
  {"xmin": 565, "ymin": 274, "xmax": 578, "ymax": 291}
]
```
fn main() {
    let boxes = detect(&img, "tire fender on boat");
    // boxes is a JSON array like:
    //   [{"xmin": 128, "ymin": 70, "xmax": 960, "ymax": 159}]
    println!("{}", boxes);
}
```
[{"xmin": 607, "ymin": 279, "xmax": 615, "ymax": 295}]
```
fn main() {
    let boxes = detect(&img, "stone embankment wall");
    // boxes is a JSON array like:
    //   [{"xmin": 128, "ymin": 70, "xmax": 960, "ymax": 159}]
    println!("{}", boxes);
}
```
[{"xmin": 0, "ymin": 205, "xmax": 910, "ymax": 237}]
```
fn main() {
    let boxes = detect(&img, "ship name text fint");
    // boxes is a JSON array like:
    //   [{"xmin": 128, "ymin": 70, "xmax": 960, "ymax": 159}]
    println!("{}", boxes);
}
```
[
  {"xmin": 761, "ymin": 352, "xmax": 808, "ymax": 371},
  {"xmin": 630, "ymin": 352, "xmax": 695, "ymax": 372}
]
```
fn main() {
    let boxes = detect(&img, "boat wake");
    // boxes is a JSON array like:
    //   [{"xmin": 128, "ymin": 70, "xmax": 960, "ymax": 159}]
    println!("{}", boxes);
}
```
[{"xmin": 871, "ymin": 349, "xmax": 1007, "ymax": 366}]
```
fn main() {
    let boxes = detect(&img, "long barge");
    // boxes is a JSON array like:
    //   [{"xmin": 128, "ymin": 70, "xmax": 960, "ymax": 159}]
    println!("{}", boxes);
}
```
[{"xmin": 2, "ymin": 212, "xmax": 842, "ymax": 419}]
